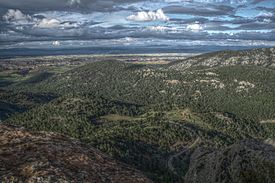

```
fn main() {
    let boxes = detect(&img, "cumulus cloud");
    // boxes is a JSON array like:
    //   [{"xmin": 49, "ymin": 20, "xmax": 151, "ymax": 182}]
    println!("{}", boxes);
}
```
[
  {"xmin": 146, "ymin": 26, "xmax": 180, "ymax": 33},
  {"xmin": 35, "ymin": 18, "xmax": 78, "ymax": 28},
  {"xmin": 3, "ymin": 9, "xmax": 32, "ymax": 23},
  {"xmin": 147, "ymin": 26, "xmax": 169, "ymax": 32},
  {"xmin": 52, "ymin": 40, "xmax": 61, "ymax": 46},
  {"xmin": 127, "ymin": 9, "xmax": 169, "ymax": 22},
  {"xmin": 68, "ymin": 0, "xmax": 81, "ymax": 6},
  {"xmin": 186, "ymin": 22, "xmax": 204, "ymax": 32},
  {"xmin": 3, "ymin": 9, "xmax": 78, "ymax": 29},
  {"xmin": 35, "ymin": 18, "xmax": 62, "ymax": 28},
  {"xmin": 257, "ymin": 12, "xmax": 273, "ymax": 18}
]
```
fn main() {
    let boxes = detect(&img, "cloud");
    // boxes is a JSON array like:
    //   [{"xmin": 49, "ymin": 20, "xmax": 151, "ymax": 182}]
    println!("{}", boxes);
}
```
[
  {"xmin": 0, "ymin": 0, "xmax": 144, "ymax": 13},
  {"xmin": 35, "ymin": 18, "xmax": 61, "ymax": 28},
  {"xmin": 35, "ymin": 18, "xmax": 78, "ymax": 28},
  {"xmin": 0, "ymin": 0, "xmax": 274, "ymax": 53},
  {"xmin": 164, "ymin": 0, "xmax": 247, "ymax": 4},
  {"xmin": 256, "ymin": 6, "xmax": 275, "ymax": 12},
  {"xmin": 147, "ymin": 26, "xmax": 169, "ymax": 32},
  {"xmin": 52, "ymin": 40, "xmax": 61, "ymax": 46},
  {"xmin": 252, "ymin": 0, "xmax": 266, "ymax": 4},
  {"xmin": 163, "ymin": 4, "xmax": 235, "ymax": 17},
  {"xmin": 68, "ymin": 0, "xmax": 81, "ymax": 6},
  {"xmin": 3, "ymin": 9, "xmax": 32, "ymax": 23},
  {"xmin": 3, "ymin": 9, "xmax": 79, "ymax": 29},
  {"xmin": 256, "ymin": 12, "xmax": 273, "ymax": 18},
  {"xmin": 127, "ymin": 9, "xmax": 169, "ymax": 22},
  {"xmin": 186, "ymin": 22, "xmax": 204, "ymax": 32}
]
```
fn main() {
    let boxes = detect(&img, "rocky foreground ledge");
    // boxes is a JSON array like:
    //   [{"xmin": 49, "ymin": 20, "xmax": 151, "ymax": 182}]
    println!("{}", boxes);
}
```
[
  {"xmin": 0, "ymin": 125, "xmax": 152, "ymax": 183},
  {"xmin": 185, "ymin": 139, "xmax": 275, "ymax": 183}
]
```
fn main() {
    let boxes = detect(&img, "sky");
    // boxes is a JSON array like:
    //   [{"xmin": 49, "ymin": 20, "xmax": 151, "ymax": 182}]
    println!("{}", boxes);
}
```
[{"xmin": 0, "ymin": 0, "xmax": 274, "ymax": 56}]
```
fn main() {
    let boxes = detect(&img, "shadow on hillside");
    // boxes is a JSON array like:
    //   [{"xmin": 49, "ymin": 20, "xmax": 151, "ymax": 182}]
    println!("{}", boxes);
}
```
[
  {"xmin": 0, "ymin": 102, "xmax": 26, "ymax": 121},
  {"xmin": 0, "ymin": 90, "xmax": 57, "ymax": 121},
  {"xmin": 0, "ymin": 80, "xmax": 14, "ymax": 88},
  {"xmin": 23, "ymin": 72, "xmax": 54, "ymax": 84}
]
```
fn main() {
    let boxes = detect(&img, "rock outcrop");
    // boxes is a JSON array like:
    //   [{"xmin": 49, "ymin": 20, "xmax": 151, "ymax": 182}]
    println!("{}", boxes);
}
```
[
  {"xmin": 0, "ymin": 125, "xmax": 152, "ymax": 183},
  {"xmin": 185, "ymin": 139, "xmax": 275, "ymax": 183}
]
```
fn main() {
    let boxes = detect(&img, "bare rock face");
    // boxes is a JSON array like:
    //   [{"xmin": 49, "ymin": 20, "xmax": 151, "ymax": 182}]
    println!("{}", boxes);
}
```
[
  {"xmin": 184, "ymin": 140, "xmax": 275, "ymax": 183},
  {"xmin": 0, "ymin": 125, "xmax": 152, "ymax": 183}
]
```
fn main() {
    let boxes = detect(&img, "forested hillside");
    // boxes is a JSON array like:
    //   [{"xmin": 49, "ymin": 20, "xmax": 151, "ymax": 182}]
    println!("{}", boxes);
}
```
[
  {"xmin": 1, "ymin": 47, "xmax": 275, "ymax": 182},
  {"xmin": 168, "ymin": 47, "xmax": 275, "ymax": 70}
]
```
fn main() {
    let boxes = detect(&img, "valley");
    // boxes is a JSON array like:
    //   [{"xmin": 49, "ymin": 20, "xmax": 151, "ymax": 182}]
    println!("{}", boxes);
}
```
[{"xmin": 1, "ymin": 47, "xmax": 275, "ymax": 182}]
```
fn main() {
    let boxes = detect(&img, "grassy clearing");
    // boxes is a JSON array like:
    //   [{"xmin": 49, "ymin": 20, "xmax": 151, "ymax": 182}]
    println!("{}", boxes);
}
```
[
  {"xmin": 260, "ymin": 120, "xmax": 275, "ymax": 124},
  {"xmin": 42, "ymin": 65, "xmax": 78, "ymax": 73},
  {"xmin": 0, "ymin": 71, "xmax": 33, "ymax": 85},
  {"xmin": 100, "ymin": 114, "xmax": 143, "ymax": 122},
  {"xmin": 0, "ymin": 65, "xmax": 78, "ymax": 87},
  {"xmin": 164, "ymin": 109, "xmax": 200, "ymax": 122},
  {"xmin": 163, "ymin": 109, "xmax": 213, "ymax": 129}
]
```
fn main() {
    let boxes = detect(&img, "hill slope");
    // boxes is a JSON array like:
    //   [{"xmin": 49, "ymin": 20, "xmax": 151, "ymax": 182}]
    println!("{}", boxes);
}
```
[
  {"xmin": 0, "ymin": 124, "xmax": 152, "ymax": 183},
  {"xmin": 169, "ymin": 47, "xmax": 275, "ymax": 70}
]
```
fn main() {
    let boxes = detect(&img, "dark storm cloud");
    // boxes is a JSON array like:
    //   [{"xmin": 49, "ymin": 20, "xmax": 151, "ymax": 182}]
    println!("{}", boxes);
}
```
[
  {"xmin": 163, "ymin": 4, "xmax": 235, "ymax": 17},
  {"xmin": 0, "ymin": 0, "xmax": 143, "ymax": 14},
  {"xmin": 251, "ymin": 0, "xmax": 268, "ymax": 4},
  {"xmin": 256, "ymin": 7, "xmax": 274, "ymax": 12},
  {"xmin": 0, "ymin": 0, "xmax": 71, "ymax": 14},
  {"xmin": 238, "ymin": 22, "xmax": 275, "ymax": 30},
  {"xmin": 229, "ymin": 18, "xmax": 257, "ymax": 24},
  {"xmin": 204, "ymin": 17, "xmax": 275, "ymax": 31},
  {"xmin": 231, "ymin": 30, "xmax": 275, "ymax": 41}
]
